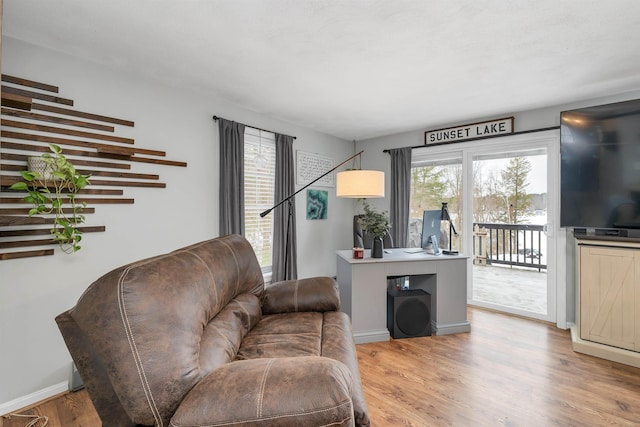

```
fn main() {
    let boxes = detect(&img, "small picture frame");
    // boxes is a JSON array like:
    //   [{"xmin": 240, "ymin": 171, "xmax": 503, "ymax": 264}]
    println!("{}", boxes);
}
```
[{"xmin": 306, "ymin": 189, "xmax": 328, "ymax": 220}]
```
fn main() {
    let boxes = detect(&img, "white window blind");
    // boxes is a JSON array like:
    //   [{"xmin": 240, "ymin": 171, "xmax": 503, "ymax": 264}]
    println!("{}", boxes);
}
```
[{"xmin": 244, "ymin": 128, "xmax": 276, "ymax": 272}]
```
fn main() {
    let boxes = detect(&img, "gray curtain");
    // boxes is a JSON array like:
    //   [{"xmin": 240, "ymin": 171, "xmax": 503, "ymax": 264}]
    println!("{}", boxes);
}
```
[
  {"xmin": 218, "ymin": 118, "xmax": 246, "ymax": 235},
  {"xmin": 272, "ymin": 134, "xmax": 297, "ymax": 281},
  {"xmin": 389, "ymin": 147, "xmax": 412, "ymax": 248}
]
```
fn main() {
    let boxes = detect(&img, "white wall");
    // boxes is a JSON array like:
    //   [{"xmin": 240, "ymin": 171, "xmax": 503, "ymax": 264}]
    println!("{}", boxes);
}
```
[
  {"xmin": 355, "ymin": 89, "xmax": 640, "ymax": 330},
  {"xmin": 4, "ymin": 34, "xmax": 640, "ymax": 412},
  {"xmin": 0, "ymin": 37, "xmax": 355, "ymax": 408}
]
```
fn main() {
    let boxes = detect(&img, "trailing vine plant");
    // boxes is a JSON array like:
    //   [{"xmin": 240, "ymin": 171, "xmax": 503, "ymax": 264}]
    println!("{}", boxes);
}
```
[{"xmin": 9, "ymin": 144, "xmax": 91, "ymax": 253}]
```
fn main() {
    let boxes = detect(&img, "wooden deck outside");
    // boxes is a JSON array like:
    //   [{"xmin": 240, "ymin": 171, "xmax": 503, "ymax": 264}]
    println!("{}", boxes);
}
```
[{"xmin": 472, "ymin": 263, "xmax": 547, "ymax": 314}]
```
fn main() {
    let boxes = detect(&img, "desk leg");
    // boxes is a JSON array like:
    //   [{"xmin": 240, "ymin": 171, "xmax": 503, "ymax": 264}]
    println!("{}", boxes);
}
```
[
  {"xmin": 409, "ymin": 259, "xmax": 470, "ymax": 335},
  {"xmin": 337, "ymin": 259, "xmax": 391, "ymax": 344}
]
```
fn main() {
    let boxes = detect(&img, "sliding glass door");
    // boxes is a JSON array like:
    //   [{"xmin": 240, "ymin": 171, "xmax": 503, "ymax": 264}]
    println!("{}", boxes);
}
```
[
  {"xmin": 410, "ymin": 131, "xmax": 559, "ymax": 323},
  {"xmin": 469, "ymin": 147, "xmax": 555, "ymax": 321}
]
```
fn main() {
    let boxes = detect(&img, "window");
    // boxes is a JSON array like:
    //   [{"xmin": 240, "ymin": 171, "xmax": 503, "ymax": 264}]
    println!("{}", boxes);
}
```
[
  {"xmin": 244, "ymin": 128, "xmax": 276, "ymax": 272},
  {"xmin": 409, "ymin": 153, "xmax": 463, "ymax": 249}
]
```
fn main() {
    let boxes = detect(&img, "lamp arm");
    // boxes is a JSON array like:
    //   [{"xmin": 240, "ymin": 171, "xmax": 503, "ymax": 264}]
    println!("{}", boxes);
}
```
[
  {"xmin": 260, "ymin": 150, "xmax": 365, "ymax": 217},
  {"xmin": 450, "ymin": 221, "xmax": 458, "ymax": 235}
]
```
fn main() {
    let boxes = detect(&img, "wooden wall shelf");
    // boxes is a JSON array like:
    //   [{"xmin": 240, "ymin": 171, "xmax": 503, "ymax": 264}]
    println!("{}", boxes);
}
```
[
  {"xmin": 0, "ymin": 249, "xmax": 55, "ymax": 260},
  {"xmin": 0, "ymin": 215, "xmax": 45, "ymax": 226},
  {"xmin": 2, "ymin": 85, "xmax": 73, "ymax": 106},
  {"xmin": 1, "ymin": 92, "xmax": 32, "ymax": 110},
  {"xmin": 0, "ymin": 74, "xmax": 187, "ymax": 260}
]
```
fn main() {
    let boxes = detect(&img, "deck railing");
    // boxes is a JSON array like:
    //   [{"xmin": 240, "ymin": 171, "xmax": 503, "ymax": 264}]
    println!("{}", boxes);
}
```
[{"xmin": 473, "ymin": 222, "xmax": 547, "ymax": 271}]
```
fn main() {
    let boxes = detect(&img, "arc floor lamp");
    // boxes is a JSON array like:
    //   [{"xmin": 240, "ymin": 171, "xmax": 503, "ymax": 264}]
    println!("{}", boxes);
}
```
[
  {"xmin": 260, "ymin": 150, "xmax": 384, "ymax": 218},
  {"xmin": 260, "ymin": 150, "xmax": 385, "ymax": 276}
]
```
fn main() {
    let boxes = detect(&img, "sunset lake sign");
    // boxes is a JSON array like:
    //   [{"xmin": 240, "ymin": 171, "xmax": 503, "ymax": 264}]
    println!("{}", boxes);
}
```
[{"xmin": 425, "ymin": 117, "xmax": 514, "ymax": 144}]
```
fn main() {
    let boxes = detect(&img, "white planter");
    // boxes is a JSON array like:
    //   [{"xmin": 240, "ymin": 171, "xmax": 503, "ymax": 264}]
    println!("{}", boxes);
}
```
[{"xmin": 28, "ymin": 157, "xmax": 55, "ymax": 180}]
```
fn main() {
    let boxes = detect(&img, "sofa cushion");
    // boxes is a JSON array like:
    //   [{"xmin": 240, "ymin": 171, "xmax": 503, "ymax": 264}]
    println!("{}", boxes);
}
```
[
  {"xmin": 199, "ymin": 293, "xmax": 262, "ymax": 372},
  {"xmin": 261, "ymin": 277, "xmax": 340, "ymax": 314},
  {"xmin": 237, "ymin": 311, "xmax": 370, "ymax": 426},
  {"xmin": 170, "ymin": 357, "xmax": 355, "ymax": 427},
  {"xmin": 237, "ymin": 312, "xmax": 323, "ymax": 359},
  {"xmin": 321, "ymin": 312, "xmax": 370, "ymax": 427}
]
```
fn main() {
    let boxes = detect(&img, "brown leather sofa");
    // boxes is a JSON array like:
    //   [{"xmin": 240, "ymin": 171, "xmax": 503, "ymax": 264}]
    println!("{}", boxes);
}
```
[{"xmin": 55, "ymin": 234, "xmax": 370, "ymax": 426}]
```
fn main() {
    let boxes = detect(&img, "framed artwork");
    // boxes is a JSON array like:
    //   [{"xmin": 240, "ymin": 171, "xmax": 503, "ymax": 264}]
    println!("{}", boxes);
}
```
[
  {"xmin": 296, "ymin": 150, "xmax": 335, "ymax": 187},
  {"xmin": 306, "ymin": 189, "xmax": 328, "ymax": 220}
]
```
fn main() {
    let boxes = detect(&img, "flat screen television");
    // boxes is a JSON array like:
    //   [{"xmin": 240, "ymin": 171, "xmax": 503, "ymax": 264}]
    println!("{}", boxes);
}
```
[{"xmin": 560, "ymin": 98, "xmax": 640, "ymax": 231}]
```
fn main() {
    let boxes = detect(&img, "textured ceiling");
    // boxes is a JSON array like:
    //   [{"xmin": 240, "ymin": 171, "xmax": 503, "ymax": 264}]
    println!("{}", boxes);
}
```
[{"xmin": 4, "ymin": 0, "xmax": 640, "ymax": 140}]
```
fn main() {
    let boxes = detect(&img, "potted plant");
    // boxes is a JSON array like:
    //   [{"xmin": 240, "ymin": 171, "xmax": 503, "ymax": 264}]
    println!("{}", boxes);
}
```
[
  {"xmin": 358, "ymin": 201, "xmax": 390, "ymax": 258},
  {"xmin": 9, "ymin": 144, "xmax": 91, "ymax": 253}
]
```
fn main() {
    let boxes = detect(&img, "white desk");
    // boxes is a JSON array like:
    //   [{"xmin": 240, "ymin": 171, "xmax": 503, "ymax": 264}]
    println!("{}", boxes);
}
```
[{"xmin": 336, "ymin": 249, "xmax": 470, "ymax": 343}]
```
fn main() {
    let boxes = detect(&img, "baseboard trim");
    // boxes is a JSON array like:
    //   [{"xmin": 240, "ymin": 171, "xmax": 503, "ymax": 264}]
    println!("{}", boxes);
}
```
[
  {"xmin": 0, "ymin": 381, "xmax": 68, "ymax": 416},
  {"xmin": 354, "ymin": 322, "xmax": 471, "ymax": 343},
  {"xmin": 434, "ymin": 321, "xmax": 471, "ymax": 335},
  {"xmin": 354, "ymin": 329, "xmax": 390, "ymax": 344},
  {"xmin": 570, "ymin": 325, "xmax": 640, "ymax": 369}
]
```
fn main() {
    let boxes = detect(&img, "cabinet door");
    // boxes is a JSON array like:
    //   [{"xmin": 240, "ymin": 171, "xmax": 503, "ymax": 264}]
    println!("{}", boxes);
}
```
[{"xmin": 580, "ymin": 246, "xmax": 637, "ymax": 351}]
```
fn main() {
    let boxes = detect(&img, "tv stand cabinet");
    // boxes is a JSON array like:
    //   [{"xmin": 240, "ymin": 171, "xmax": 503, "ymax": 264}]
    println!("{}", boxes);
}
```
[{"xmin": 572, "ymin": 238, "xmax": 640, "ymax": 368}]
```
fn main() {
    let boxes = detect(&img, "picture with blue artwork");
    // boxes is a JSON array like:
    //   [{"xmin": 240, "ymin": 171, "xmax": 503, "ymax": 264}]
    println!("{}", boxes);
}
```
[{"xmin": 306, "ymin": 189, "xmax": 328, "ymax": 220}]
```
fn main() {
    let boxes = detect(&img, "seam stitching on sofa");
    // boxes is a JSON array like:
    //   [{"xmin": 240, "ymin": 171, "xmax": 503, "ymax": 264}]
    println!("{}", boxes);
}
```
[
  {"xmin": 183, "ymin": 249, "xmax": 219, "ymax": 308},
  {"xmin": 257, "ymin": 359, "xmax": 275, "ymax": 419},
  {"xmin": 209, "ymin": 323, "xmax": 238, "ymax": 357},
  {"xmin": 320, "ymin": 312, "xmax": 325, "ymax": 356},
  {"xmin": 218, "ymin": 238, "xmax": 242, "ymax": 296},
  {"xmin": 173, "ymin": 400, "xmax": 353, "ymax": 426},
  {"xmin": 117, "ymin": 266, "xmax": 163, "ymax": 426},
  {"xmin": 319, "ymin": 417, "xmax": 352, "ymax": 427},
  {"xmin": 294, "ymin": 280, "xmax": 299, "ymax": 312}
]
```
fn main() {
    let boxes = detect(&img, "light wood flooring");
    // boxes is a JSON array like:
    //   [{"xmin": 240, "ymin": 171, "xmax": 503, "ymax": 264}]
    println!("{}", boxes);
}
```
[
  {"xmin": 359, "ymin": 308, "xmax": 640, "ymax": 426},
  {"xmin": 2, "ymin": 307, "xmax": 640, "ymax": 426}
]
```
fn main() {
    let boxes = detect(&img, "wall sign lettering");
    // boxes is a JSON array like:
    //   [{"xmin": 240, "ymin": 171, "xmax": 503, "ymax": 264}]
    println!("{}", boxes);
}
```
[{"xmin": 425, "ymin": 117, "xmax": 514, "ymax": 144}]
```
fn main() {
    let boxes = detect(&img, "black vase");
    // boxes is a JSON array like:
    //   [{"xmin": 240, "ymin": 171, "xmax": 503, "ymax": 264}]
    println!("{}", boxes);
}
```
[{"xmin": 372, "ymin": 236, "xmax": 384, "ymax": 258}]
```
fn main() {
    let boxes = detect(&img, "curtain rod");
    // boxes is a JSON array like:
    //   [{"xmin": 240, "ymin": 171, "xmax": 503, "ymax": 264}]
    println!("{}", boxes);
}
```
[
  {"xmin": 383, "ymin": 126, "xmax": 559, "ymax": 153},
  {"xmin": 212, "ymin": 115, "xmax": 296, "ymax": 140}
]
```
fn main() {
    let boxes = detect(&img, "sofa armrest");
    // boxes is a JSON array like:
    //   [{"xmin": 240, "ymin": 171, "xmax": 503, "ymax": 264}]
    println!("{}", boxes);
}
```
[
  {"xmin": 261, "ymin": 276, "xmax": 340, "ymax": 314},
  {"xmin": 170, "ymin": 357, "xmax": 354, "ymax": 426}
]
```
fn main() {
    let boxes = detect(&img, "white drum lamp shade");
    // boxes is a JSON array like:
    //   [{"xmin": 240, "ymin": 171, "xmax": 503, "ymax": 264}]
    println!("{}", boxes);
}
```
[{"xmin": 336, "ymin": 170, "xmax": 385, "ymax": 198}]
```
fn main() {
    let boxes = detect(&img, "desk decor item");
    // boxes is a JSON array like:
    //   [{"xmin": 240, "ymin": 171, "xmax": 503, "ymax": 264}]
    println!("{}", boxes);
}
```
[
  {"xmin": 358, "ymin": 201, "xmax": 390, "ymax": 258},
  {"xmin": 353, "ymin": 247, "xmax": 364, "ymax": 259},
  {"xmin": 441, "ymin": 202, "xmax": 459, "ymax": 255}
]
